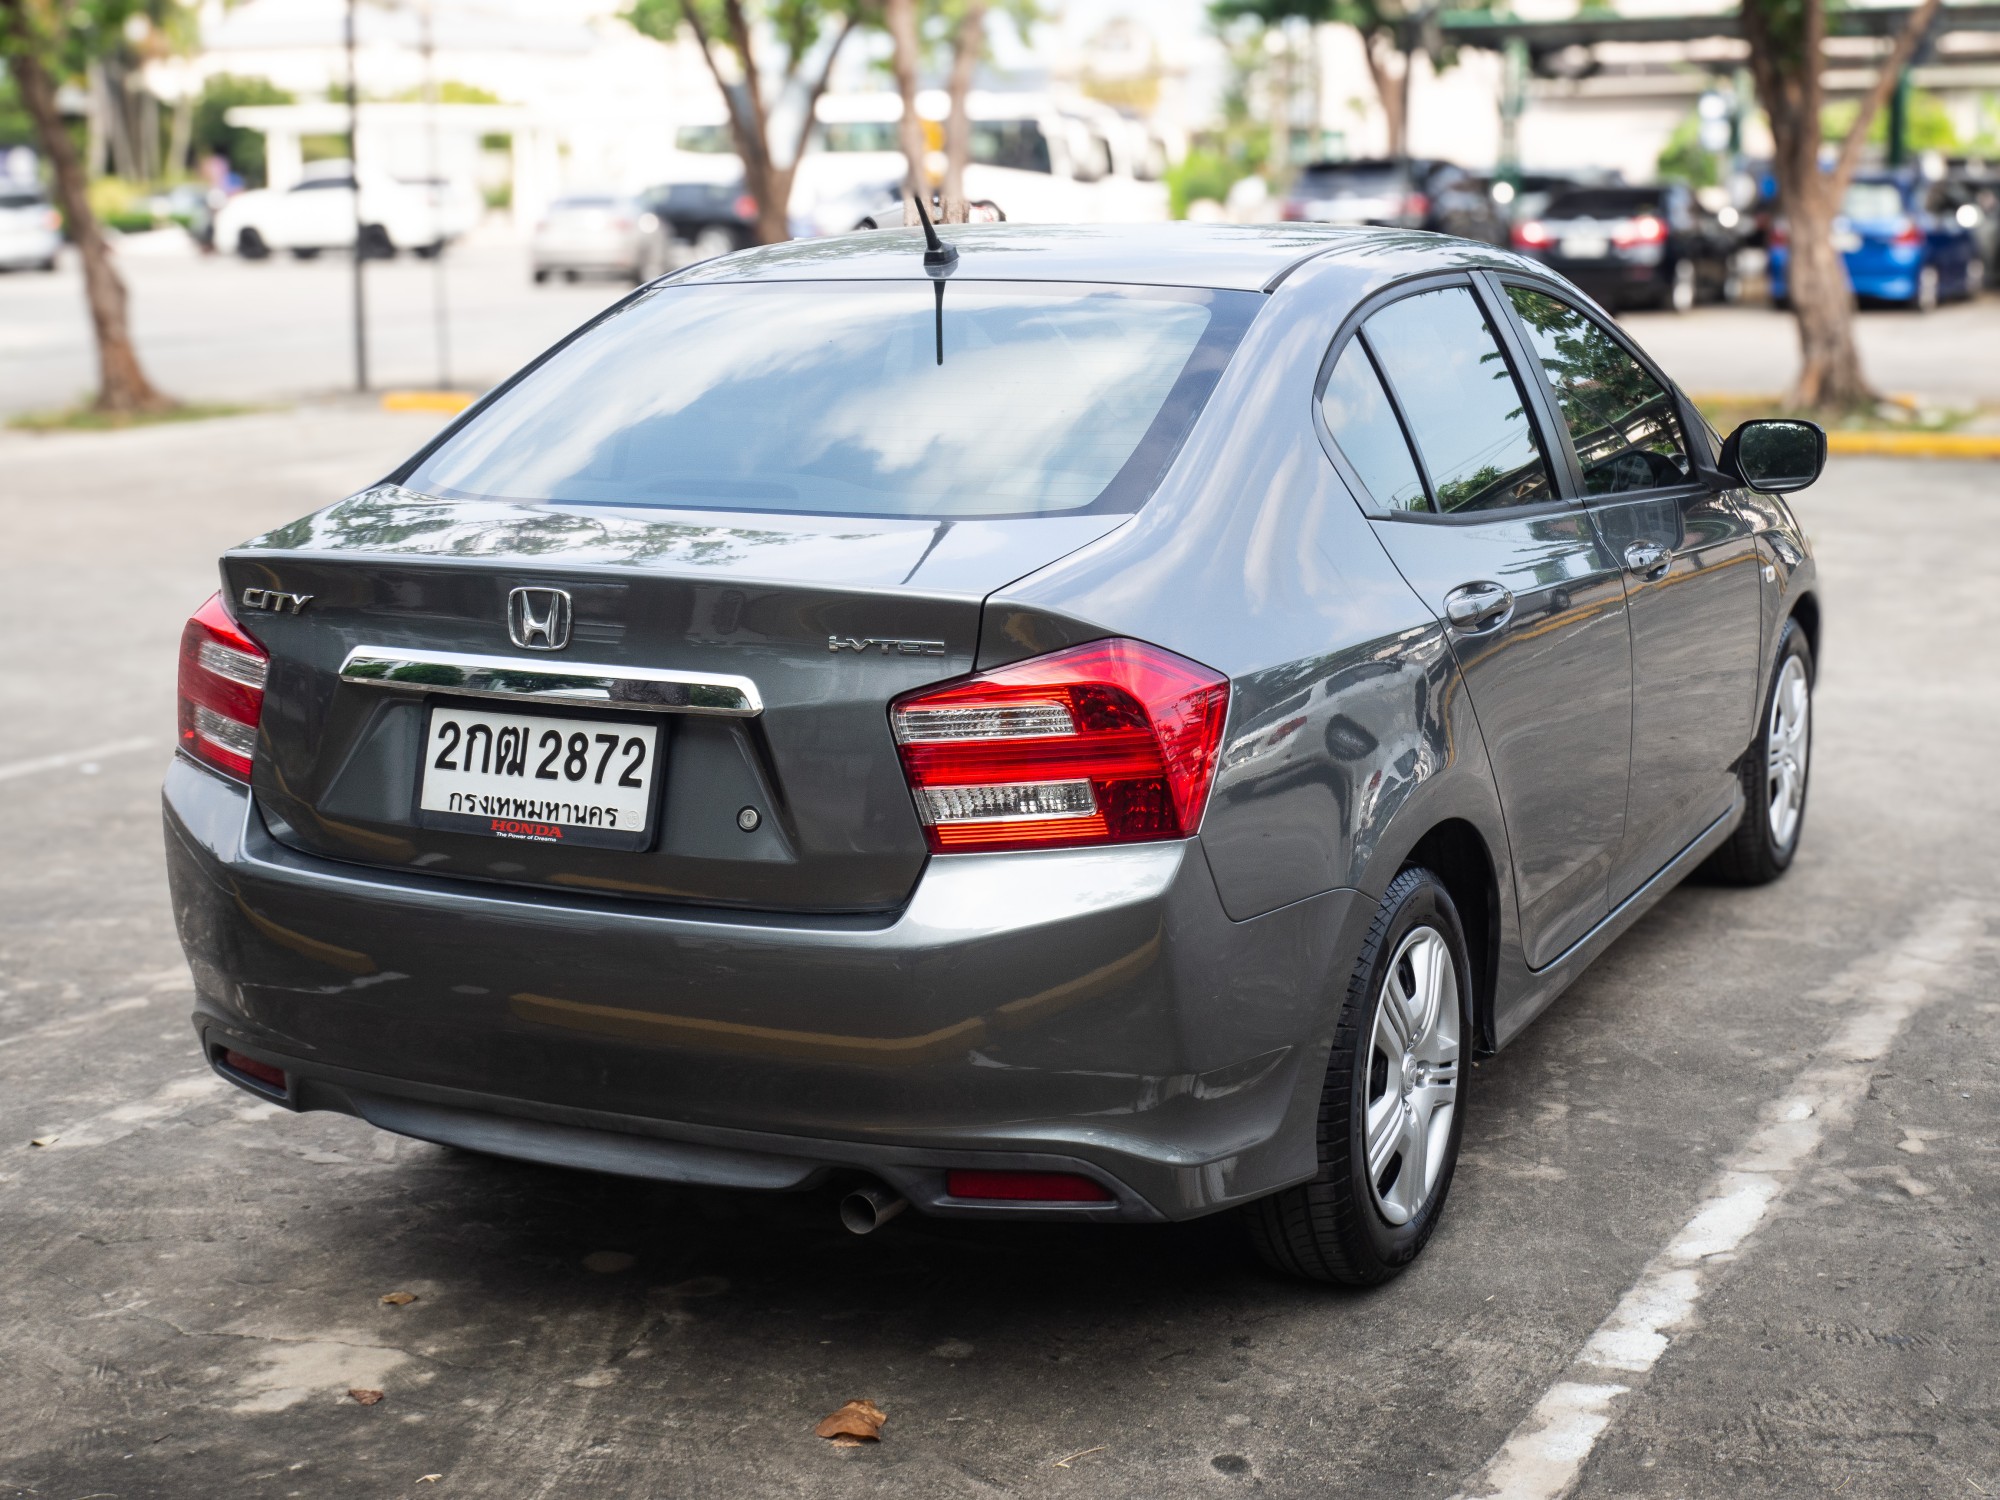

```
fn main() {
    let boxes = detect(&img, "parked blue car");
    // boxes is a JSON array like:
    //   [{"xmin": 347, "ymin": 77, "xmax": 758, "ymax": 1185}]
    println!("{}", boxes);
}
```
[{"xmin": 1770, "ymin": 172, "xmax": 1983, "ymax": 309}]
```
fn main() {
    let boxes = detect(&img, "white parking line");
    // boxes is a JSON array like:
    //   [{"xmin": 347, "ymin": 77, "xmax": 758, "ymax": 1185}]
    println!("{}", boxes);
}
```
[
  {"xmin": 1453, "ymin": 900, "xmax": 1986, "ymax": 1500},
  {"xmin": 0, "ymin": 736, "xmax": 158, "ymax": 784}
]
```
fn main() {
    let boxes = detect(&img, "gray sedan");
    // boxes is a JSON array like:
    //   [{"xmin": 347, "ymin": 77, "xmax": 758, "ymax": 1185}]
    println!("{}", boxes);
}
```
[{"xmin": 166, "ymin": 222, "xmax": 1825, "ymax": 1284}]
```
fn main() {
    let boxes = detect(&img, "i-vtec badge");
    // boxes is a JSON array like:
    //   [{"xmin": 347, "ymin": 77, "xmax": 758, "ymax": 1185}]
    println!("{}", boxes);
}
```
[
  {"xmin": 828, "ymin": 635, "xmax": 947, "ymax": 656},
  {"xmin": 240, "ymin": 588, "xmax": 314, "ymax": 615}
]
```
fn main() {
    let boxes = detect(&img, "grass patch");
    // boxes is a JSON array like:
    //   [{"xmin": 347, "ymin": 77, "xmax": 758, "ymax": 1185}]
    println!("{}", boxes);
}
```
[
  {"xmin": 7, "ymin": 401, "xmax": 271, "ymax": 433},
  {"xmin": 1694, "ymin": 393, "xmax": 1989, "ymax": 434}
]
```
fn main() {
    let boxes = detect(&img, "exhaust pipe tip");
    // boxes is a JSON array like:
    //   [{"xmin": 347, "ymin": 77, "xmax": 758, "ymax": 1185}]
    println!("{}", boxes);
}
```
[{"xmin": 839, "ymin": 1184, "xmax": 908, "ymax": 1236}]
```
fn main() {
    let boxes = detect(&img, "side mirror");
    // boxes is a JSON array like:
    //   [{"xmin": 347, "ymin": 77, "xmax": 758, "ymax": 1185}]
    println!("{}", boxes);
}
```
[{"xmin": 1718, "ymin": 418, "xmax": 1827, "ymax": 494}]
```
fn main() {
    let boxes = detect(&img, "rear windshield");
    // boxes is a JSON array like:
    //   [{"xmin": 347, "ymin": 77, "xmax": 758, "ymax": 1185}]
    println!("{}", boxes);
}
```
[
  {"xmin": 1842, "ymin": 182, "xmax": 1906, "ymax": 220},
  {"xmin": 405, "ymin": 281, "xmax": 1257, "ymax": 520},
  {"xmin": 0, "ymin": 190, "xmax": 46, "ymax": 209},
  {"xmin": 1544, "ymin": 189, "xmax": 1662, "ymax": 219}
]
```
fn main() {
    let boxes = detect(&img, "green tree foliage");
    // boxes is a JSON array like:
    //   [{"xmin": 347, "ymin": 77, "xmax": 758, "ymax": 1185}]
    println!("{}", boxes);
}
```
[
  {"xmin": 1656, "ymin": 111, "xmax": 1721, "ymax": 189},
  {"xmin": 189, "ymin": 73, "xmax": 293, "ymax": 186},
  {"xmin": 1822, "ymin": 87, "xmax": 1959, "ymax": 153}
]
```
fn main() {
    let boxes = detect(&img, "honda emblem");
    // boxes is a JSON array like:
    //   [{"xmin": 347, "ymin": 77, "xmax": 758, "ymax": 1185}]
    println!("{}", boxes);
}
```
[{"xmin": 507, "ymin": 587, "xmax": 572, "ymax": 652}]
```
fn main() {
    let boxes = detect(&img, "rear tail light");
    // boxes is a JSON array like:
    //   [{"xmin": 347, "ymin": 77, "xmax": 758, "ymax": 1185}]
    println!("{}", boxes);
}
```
[
  {"xmin": 1613, "ymin": 213, "xmax": 1667, "ymax": 247},
  {"xmin": 1891, "ymin": 218, "xmax": 1923, "ymax": 246},
  {"xmin": 890, "ymin": 638, "xmax": 1229, "ymax": 854},
  {"xmin": 1402, "ymin": 191, "xmax": 1430, "ymax": 218},
  {"xmin": 734, "ymin": 193, "xmax": 757, "ymax": 220},
  {"xmin": 1769, "ymin": 220, "xmax": 1789, "ymax": 248},
  {"xmin": 1280, "ymin": 199, "xmax": 1304, "ymax": 222},
  {"xmin": 1512, "ymin": 219, "xmax": 1552, "ymax": 249},
  {"xmin": 43, "ymin": 207, "xmax": 61, "ymax": 232},
  {"xmin": 177, "ymin": 592, "xmax": 268, "ymax": 780},
  {"xmin": 946, "ymin": 1170, "xmax": 1113, "ymax": 1203}
]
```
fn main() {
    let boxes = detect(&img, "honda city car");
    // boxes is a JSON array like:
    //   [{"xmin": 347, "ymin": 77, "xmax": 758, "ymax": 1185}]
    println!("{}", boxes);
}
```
[
  {"xmin": 1770, "ymin": 171, "xmax": 1983, "ymax": 309},
  {"xmin": 166, "ymin": 221, "xmax": 1825, "ymax": 1284}
]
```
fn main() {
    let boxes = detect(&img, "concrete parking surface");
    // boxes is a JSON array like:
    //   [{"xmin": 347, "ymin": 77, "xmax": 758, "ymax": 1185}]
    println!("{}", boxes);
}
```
[{"xmin": 1, "ymin": 408, "xmax": 1996, "ymax": 1497}]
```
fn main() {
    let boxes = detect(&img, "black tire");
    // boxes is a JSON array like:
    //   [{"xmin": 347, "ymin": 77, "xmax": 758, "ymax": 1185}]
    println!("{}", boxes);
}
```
[
  {"xmin": 532, "ymin": 267, "xmax": 550, "ymax": 284},
  {"xmin": 1701, "ymin": 616, "xmax": 1813, "ymax": 885},
  {"xmin": 237, "ymin": 227, "xmax": 269, "ymax": 260},
  {"xmin": 1245, "ymin": 867, "xmax": 1472, "ymax": 1286},
  {"xmin": 290, "ymin": 247, "xmax": 320, "ymax": 260}
]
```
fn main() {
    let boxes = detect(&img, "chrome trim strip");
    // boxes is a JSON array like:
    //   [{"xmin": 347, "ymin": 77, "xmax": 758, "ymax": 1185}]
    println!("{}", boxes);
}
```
[{"xmin": 337, "ymin": 645, "xmax": 763, "ymax": 717}]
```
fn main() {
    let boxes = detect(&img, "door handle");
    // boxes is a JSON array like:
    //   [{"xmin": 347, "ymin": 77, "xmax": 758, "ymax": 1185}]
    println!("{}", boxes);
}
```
[
  {"xmin": 1443, "ymin": 581, "xmax": 1514, "ymax": 631},
  {"xmin": 1624, "ymin": 542, "xmax": 1671, "ymax": 580}
]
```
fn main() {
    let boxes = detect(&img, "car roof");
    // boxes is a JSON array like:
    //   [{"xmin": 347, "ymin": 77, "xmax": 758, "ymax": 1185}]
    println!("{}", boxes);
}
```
[{"xmin": 671, "ymin": 222, "xmax": 1498, "ymax": 294}]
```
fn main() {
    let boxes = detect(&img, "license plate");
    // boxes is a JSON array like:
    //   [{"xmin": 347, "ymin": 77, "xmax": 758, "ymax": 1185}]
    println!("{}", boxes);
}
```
[
  {"xmin": 416, "ymin": 703, "xmax": 661, "ymax": 850},
  {"xmin": 1561, "ymin": 234, "xmax": 1610, "ymax": 259}
]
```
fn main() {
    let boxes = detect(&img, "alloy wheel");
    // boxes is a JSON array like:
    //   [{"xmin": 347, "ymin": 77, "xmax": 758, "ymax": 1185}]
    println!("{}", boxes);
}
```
[
  {"xmin": 1365, "ymin": 926, "xmax": 1461, "ymax": 1226},
  {"xmin": 1766, "ymin": 653, "xmax": 1810, "ymax": 849}
]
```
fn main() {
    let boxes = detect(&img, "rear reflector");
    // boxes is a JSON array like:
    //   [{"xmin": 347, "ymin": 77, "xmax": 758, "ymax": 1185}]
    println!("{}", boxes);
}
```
[
  {"xmin": 221, "ymin": 1049, "xmax": 286, "ymax": 1091},
  {"xmin": 890, "ymin": 638, "xmax": 1228, "ymax": 854},
  {"xmin": 177, "ymin": 593, "xmax": 268, "ymax": 780},
  {"xmin": 945, "ymin": 1170, "xmax": 1114, "ymax": 1203}
]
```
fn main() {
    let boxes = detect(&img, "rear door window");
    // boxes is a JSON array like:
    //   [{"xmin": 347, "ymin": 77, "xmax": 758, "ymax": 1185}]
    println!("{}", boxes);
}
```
[
  {"xmin": 1319, "ymin": 343, "xmax": 1427, "ymax": 513},
  {"xmin": 1506, "ymin": 286, "xmax": 1690, "ymax": 494},
  {"xmin": 1361, "ymin": 286, "xmax": 1554, "ymax": 513}
]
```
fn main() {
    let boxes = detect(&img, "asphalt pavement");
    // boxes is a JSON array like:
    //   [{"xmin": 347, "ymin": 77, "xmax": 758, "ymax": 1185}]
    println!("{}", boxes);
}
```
[{"xmin": 0, "ymin": 402, "xmax": 1995, "ymax": 1498}]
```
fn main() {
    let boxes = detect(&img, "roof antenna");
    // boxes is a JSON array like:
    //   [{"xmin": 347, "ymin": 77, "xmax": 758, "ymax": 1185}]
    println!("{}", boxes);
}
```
[{"xmin": 913, "ymin": 193, "xmax": 958, "ymax": 270}]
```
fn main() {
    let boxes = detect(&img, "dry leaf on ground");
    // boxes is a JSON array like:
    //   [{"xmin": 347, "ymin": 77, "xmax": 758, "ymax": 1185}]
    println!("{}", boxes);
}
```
[
  {"xmin": 380, "ymin": 1291, "xmax": 418, "ymax": 1306},
  {"xmin": 418, "ymin": 1476, "xmax": 442, "ymax": 1485},
  {"xmin": 29, "ymin": 1136, "xmax": 59, "ymax": 1148},
  {"xmin": 348, "ymin": 1388, "xmax": 386, "ymax": 1406},
  {"xmin": 816, "ymin": 1399, "xmax": 888, "ymax": 1442}
]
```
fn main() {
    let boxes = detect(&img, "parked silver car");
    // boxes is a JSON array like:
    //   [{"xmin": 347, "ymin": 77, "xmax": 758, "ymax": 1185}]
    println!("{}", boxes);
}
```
[
  {"xmin": 0, "ymin": 184, "xmax": 60, "ymax": 271},
  {"xmin": 530, "ymin": 193, "xmax": 666, "ymax": 284},
  {"xmin": 167, "ymin": 223, "xmax": 1825, "ymax": 1284}
]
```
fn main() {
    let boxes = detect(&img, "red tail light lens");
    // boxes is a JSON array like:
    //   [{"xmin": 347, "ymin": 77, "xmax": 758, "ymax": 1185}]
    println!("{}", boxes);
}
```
[
  {"xmin": 1891, "ymin": 218, "xmax": 1923, "ymax": 246},
  {"xmin": 220, "ymin": 1049, "xmax": 286, "ymax": 1091},
  {"xmin": 891, "ymin": 638, "xmax": 1229, "ymax": 854},
  {"xmin": 1613, "ymin": 213, "xmax": 1667, "ymax": 247},
  {"xmin": 177, "ymin": 592, "xmax": 268, "ymax": 780},
  {"xmin": 1402, "ymin": 191, "xmax": 1430, "ymax": 218},
  {"xmin": 734, "ymin": 194, "xmax": 757, "ymax": 220},
  {"xmin": 946, "ymin": 1169, "xmax": 1113, "ymax": 1202},
  {"xmin": 1512, "ymin": 219, "xmax": 1552, "ymax": 249},
  {"xmin": 1769, "ymin": 220, "xmax": 1789, "ymax": 248}
]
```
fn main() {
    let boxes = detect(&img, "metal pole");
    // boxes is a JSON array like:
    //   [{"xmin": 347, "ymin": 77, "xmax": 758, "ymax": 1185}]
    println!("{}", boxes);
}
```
[
  {"xmin": 347, "ymin": 0, "xmax": 369, "ymax": 392},
  {"xmin": 1887, "ymin": 68, "xmax": 1910, "ymax": 168},
  {"xmin": 422, "ymin": 0, "xmax": 451, "ymax": 389}
]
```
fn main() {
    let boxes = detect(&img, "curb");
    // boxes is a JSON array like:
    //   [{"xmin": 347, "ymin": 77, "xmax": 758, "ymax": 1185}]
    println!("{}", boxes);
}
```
[
  {"xmin": 1825, "ymin": 430, "xmax": 2000, "ymax": 458},
  {"xmin": 381, "ymin": 390, "xmax": 477, "ymax": 414}
]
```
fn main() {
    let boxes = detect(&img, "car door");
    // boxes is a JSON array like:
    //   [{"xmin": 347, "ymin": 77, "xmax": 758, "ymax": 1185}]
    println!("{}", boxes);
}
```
[
  {"xmin": 1498, "ymin": 278, "xmax": 1763, "ymax": 904},
  {"xmin": 1316, "ymin": 277, "xmax": 1633, "ymax": 969}
]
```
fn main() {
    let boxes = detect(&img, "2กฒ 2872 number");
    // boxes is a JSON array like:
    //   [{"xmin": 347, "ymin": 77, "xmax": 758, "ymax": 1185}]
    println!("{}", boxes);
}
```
[{"xmin": 416, "ymin": 703, "xmax": 662, "ymax": 849}]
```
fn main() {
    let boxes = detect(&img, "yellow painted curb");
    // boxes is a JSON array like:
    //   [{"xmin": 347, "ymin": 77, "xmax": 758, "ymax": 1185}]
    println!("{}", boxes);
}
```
[
  {"xmin": 1825, "ymin": 430, "xmax": 2000, "ymax": 458},
  {"xmin": 381, "ymin": 390, "xmax": 477, "ymax": 414}
]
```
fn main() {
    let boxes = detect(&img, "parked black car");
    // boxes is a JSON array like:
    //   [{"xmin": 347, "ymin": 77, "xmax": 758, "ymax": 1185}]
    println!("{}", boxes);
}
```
[
  {"xmin": 1512, "ymin": 184, "xmax": 1736, "ymax": 312},
  {"xmin": 1942, "ymin": 160, "xmax": 1997, "ymax": 291},
  {"xmin": 1282, "ymin": 158, "xmax": 1506, "ymax": 246},
  {"xmin": 640, "ymin": 179, "xmax": 758, "ymax": 261}
]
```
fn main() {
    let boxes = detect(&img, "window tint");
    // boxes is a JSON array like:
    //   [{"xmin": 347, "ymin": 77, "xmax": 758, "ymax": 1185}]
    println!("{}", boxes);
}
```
[
  {"xmin": 1363, "ymin": 287, "xmax": 1552, "ymax": 513},
  {"xmin": 1506, "ymin": 287, "xmax": 1690, "ymax": 495},
  {"xmin": 1842, "ymin": 182, "xmax": 1905, "ymax": 221},
  {"xmin": 971, "ymin": 120, "xmax": 1052, "ymax": 174},
  {"xmin": 1320, "ymin": 343, "xmax": 1427, "ymax": 512},
  {"xmin": 1544, "ymin": 188, "xmax": 1663, "ymax": 219},
  {"xmin": 406, "ymin": 282, "xmax": 1255, "ymax": 520}
]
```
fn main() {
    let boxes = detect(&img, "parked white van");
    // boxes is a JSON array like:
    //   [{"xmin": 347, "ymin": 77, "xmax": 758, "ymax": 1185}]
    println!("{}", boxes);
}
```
[{"xmin": 791, "ymin": 91, "xmax": 1168, "ymax": 235}]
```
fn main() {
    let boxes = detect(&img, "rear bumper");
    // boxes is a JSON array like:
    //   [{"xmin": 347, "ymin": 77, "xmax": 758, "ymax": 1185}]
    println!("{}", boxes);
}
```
[{"xmin": 166, "ymin": 757, "xmax": 1361, "ymax": 1220}]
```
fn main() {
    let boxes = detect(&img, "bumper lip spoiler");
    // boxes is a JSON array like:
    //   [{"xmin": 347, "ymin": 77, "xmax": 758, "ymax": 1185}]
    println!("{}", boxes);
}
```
[{"xmin": 336, "ymin": 644, "xmax": 763, "ymax": 716}]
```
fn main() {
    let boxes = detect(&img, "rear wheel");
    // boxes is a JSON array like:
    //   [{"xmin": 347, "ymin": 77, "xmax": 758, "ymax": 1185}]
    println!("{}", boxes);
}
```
[
  {"xmin": 1702, "ymin": 617, "xmax": 1813, "ymax": 885},
  {"xmin": 1245, "ymin": 867, "xmax": 1470, "ymax": 1285},
  {"xmin": 236, "ymin": 226, "xmax": 269, "ymax": 260}
]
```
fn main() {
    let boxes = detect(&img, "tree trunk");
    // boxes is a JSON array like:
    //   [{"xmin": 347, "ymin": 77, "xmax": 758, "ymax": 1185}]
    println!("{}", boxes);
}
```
[
  {"xmin": 6, "ymin": 17, "xmax": 170, "ymax": 414},
  {"xmin": 681, "ymin": 3, "xmax": 785, "ymax": 244},
  {"xmin": 941, "ymin": 0, "xmax": 987, "ymax": 222},
  {"xmin": 1360, "ymin": 35, "xmax": 1407, "ymax": 158},
  {"xmin": 1742, "ymin": 0, "xmax": 1939, "ymax": 409},
  {"xmin": 885, "ymin": 0, "xmax": 928, "ymax": 215}
]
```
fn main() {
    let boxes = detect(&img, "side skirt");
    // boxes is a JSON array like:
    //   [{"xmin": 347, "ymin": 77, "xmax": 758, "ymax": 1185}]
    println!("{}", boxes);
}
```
[{"xmin": 1492, "ymin": 795, "xmax": 1743, "ymax": 1049}]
